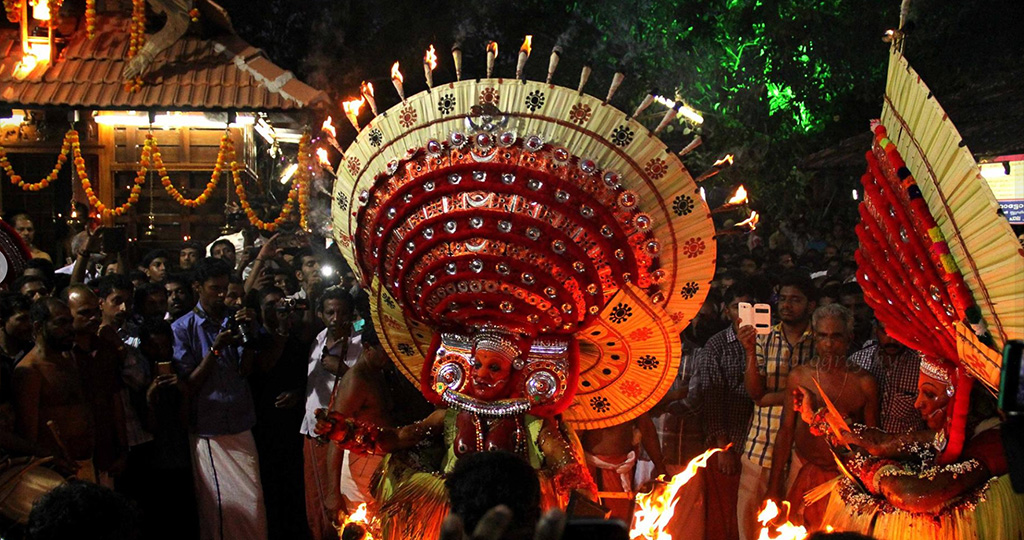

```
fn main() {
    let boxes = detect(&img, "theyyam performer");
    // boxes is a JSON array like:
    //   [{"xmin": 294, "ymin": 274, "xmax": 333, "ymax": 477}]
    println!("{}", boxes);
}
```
[
  {"xmin": 791, "ymin": 28, "xmax": 1024, "ymax": 540},
  {"xmin": 314, "ymin": 38, "xmax": 722, "ymax": 538}
]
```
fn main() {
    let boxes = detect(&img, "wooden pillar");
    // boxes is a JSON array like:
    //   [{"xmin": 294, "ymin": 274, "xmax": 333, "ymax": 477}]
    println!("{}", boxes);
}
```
[{"xmin": 96, "ymin": 122, "xmax": 114, "ymax": 225}]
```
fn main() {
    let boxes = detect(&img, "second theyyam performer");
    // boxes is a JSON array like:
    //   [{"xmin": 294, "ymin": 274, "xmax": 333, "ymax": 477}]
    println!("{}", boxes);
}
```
[
  {"xmin": 789, "ymin": 38, "xmax": 1024, "ymax": 539},
  {"xmin": 316, "ymin": 40, "xmax": 717, "ymax": 538}
]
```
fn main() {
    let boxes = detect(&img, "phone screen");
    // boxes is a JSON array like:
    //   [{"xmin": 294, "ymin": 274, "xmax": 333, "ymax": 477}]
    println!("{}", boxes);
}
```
[{"xmin": 563, "ymin": 518, "xmax": 629, "ymax": 540}]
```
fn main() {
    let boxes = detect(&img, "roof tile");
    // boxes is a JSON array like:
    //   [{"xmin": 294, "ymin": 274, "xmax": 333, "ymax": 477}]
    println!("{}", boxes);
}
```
[{"xmin": 0, "ymin": 13, "xmax": 323, "ymax": 111}]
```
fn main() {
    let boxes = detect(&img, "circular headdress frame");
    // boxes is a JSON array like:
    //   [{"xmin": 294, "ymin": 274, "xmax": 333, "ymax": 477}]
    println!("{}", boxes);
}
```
[{"xmin": 340, "ymin": 78, "xmax": 716, "ymax": 429}]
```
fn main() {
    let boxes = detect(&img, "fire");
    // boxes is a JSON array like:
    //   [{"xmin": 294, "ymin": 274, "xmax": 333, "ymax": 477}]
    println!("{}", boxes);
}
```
[
  {"xmin": 390, "ymin": 62, "xmax": 403, "ymax": 83},
  {"xmin": 737, "ymin": 210, "xmax": 760, "ymax": 230},
  {"xmin": 342, "ymin": 97, "xmax": 365, "ymax": 130},
  {"xmin": 727, "ymin": 185, "xmax": 748, "ymax": 205},
  {"xmin": 630, "ymin": 447, "xmax": 724, "ymax": 540},
  {"xmin": 360, "ymin": 81, "xmax": 374, "ymax": 98},
  {"xmin": 321, "ymin": 116, "xmax": 336, "ymax": 138},
  {"xmin": 316, "ymin": 148, "xmax": 330, "ymax": 167},
  {"xmin": 714, "ymin": 154, "xmax": 735, "ymax": 168},
  {"xmin": 487, "ymin": 41, "xmax": 499, "ymax": 55},
  {"xmin": 520, "ymin": 35, "xmax": 533, "ymax": 56},
  {"xmin": 424, "ymin": 45, "xmax": 437, "ymax": 70},
  {"xmin": 756, "ymin": 500, "xmax": 808, "ymax": 540},
  {"xmin": 338, "ymin": 503, "xmax": 377, "ymax": 540}
]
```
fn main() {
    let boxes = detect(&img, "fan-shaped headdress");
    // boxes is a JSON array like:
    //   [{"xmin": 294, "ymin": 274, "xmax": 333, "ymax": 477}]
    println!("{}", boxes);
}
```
[
  {"xmin": 332, "ymin": 49, "xmax": 718, "ymax": 428},
  {"xmin": 856, "ymin": 46, "xmax": 1024, "ymax": 463}
]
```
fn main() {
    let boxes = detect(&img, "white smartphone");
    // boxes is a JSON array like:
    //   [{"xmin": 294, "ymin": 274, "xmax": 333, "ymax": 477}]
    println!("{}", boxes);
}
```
[{"xmin": 738, "ymin": 302, "xmax": 772, "ymax": 335}]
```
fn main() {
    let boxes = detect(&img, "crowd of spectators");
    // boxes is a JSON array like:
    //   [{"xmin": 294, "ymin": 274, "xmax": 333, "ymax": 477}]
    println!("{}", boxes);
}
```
[{"xmin": 0, "ymin": 210, "xmax": 932, "ymax": 540}]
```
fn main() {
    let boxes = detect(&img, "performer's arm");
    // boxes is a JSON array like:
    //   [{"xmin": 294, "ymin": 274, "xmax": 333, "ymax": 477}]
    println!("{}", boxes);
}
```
[
  {"xmin": 377, "ymin": 409, "xmax": 447, "ymax": 452},
  {"xmin": 538, "ymin": 419, "xmax": 598, "ymax": 501},
  {"xmin": 636, "ymin": 413, "xmax": 668, "ymax": 477},
  {"xmin": 765, "ymin": 370, "xmax": 799, "ymax": 502},
  {"xmin": 879, "ymin": 465, "xmax": 991, "ymax": 514},
  {"xmin": 839, "ymin": 427, "xmax": 935, "ymax": 459},
  {"xmin": 741, "ymin": 327, "xmax": 785, "ymax": 406}
]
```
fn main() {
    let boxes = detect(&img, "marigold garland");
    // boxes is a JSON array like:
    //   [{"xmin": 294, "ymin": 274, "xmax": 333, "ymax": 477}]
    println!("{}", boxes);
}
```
[
  {"xmin": 0, "ymin": 135, "xmax": 70, "ymax": 191},
  {"xmin": 3, "ymin": 0, "xmax": 21, "ymax": 23},
  {"xmin": 70, "ymin": 130, "xmax": 144, "ymax": 219},
  {"xmin": 123, "ymin": 0, "xmax": 146, "ymax": 93},
  {"xmin": 85, "ymin": 0, "xmax": 96, "ymax": 38},
  {"xmin": 296, "ymin": 136, "xmax": 312, "ymax": 230},
  {"xmin": 230, "ymin": 133, "xmax": 311, "ymax": 232},
  {"xmin": 189, "ymin": 7, "xmax": 199, "ymax": 22},
  {"xmin": 152, "ymin": 132, "xmax": 232, "ymax": 208}
]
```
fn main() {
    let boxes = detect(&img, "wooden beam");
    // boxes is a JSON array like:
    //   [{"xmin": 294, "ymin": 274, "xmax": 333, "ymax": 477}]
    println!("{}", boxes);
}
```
[{"xmin": 97, "ymin": 123, "xmax": 114, "ymax": 225}]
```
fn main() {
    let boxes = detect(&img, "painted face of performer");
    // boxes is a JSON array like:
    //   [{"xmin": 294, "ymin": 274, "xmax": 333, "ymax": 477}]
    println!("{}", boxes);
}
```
[
  {"xmin": 914, "ymin": 372, "xmax": 951, "ymax": 431},
  {"xmin": 469, "ymin": 349, "xmax": 514, "ymax": 401}
]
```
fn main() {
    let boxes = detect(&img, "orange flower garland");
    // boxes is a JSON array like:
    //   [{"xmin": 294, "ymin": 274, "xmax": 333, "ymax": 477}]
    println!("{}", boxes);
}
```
[
  {"xmin": 85, "ymin": 0, "xmax": 96, "ymax": 38},
  {"xmin": 153, "ymin": 132, "xmax": 232, "ymax": 207},
  {"xmin": 70, "ymin": 130, "xmax": 144, "ymax": 218},
  {"xmin": 0, "ymin": 134, "xmax": 71, "ymax": 191},
  {"xmin": 297, "ymin": 137, "xmax": 312, "ymax": 230},
  {"xmin": 189, "ymin": 7, "xmax": 199, "ymax": 22},
  {"xmin": 3, "ymin": 0, "xmax": 21, "ymax": 23},
  {"xmin": 123, "ymin": 0, "xmax": 146, "ymax": 92},
  {"xmin": 232, "ymin": 157, "xmax": 300, "ymax": 232}
]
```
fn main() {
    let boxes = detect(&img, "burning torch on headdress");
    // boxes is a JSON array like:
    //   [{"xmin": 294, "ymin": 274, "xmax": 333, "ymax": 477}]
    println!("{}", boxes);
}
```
[
  {"xmin": 516, "ymin": 35, "xmax": 532, "ymax": 80},
  {"xmin": 711, "ymin": 185, "xmax": 748, "ymax": 214},
  {"xmin": 714, "ymin": 210, "xmax": 760, "ymax": 238},
  {"xmin": 342, "ymin": 97, "xmax": 365, "ymax": 132},
  {"xmin": 423, "ymin": 45, "xmax": 437, "ymax": 89},
  {"xmin": 486, "ymin": 41, "xmax": 498, "ymax": 78},
  {"xmin": 321, "ymin": 116, "xmax": 341, "ymax": 152},
  {"xmin": 391, "ymin": 61, "xmax": 405, "ymax": 104},
  {"xmin": 360, "ymin": 81, "xmax": 377, "ymax": 116},
  {"xmin": 694, "ymin": 154, "xmax": 734, "ymax": 183}
]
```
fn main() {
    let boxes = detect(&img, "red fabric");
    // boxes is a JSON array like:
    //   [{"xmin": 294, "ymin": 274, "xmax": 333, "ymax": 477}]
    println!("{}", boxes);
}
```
[
  {"xmin": 785, "ymin": 459, "xmax": 836, "ymax": 532},
  {"xmin": 961, "ymin": 426, "xmax": 1008, "ymax": 476},
  {"xmin": 704, "ymin": 454, "xmax": 741, "ymax": 540}
]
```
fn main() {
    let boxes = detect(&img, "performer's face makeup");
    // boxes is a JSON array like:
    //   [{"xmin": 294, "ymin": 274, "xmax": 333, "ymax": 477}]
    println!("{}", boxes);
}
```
[
  {"xmin": 470, "ymin": 350, "xmax": 513, "ymax": 400},
  {"xmin": 915, "ymin": 374, "xmax": 951, "ymax": 431}
]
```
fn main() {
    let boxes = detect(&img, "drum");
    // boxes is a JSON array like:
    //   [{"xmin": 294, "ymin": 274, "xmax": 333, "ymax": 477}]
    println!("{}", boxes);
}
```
[{"xmin": 0, "ymin": 456, "xmax": 67, "ymax": 524}]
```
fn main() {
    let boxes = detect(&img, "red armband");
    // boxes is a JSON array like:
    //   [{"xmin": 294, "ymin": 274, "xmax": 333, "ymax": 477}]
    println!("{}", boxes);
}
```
[{"xmin": 553, "ymin": 462, "xmax": 598, "ymax": 498}]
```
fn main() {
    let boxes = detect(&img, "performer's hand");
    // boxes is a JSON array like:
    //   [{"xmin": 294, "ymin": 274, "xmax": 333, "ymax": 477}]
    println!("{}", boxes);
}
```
[
  {"xmin": 439, "ymin": 506, "xmax": 566, "ymax": 540},
  {"xmin": 792, "ymin": 386, "xmax": 817, "ymax": 424}
]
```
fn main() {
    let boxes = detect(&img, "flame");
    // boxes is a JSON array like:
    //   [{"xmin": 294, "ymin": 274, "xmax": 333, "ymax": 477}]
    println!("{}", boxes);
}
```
[
  {"xmin": 424, "ymin": 45, "xmax": 437, "ymax": 70},
  {"xmin": 630, "ymin": 447, "xmax": 725, "ymax": 540},
  {"xmin": 342, "ymin": 98, "xmax": 365, "ymax": 119},
  {"xmin": 727, "ymin": 185, "xmax": 748, "ymax": 205},
  {"xmin": 316, "ymin": 147, "xmax": 330, "ymax": 167},
  {"xmin": 520, "ymin": 35, "xmax": 533, "ymax": 56},
  {"xmin": 339, "ymin": 502, "xmax": 376, "ymax": 540},
  {"xmin": 360, "ymin": 81, "xmax": 374, "ymax": 97},
  {"xmin": 756, "ymin": 500, "xmax": 808, "ymax": 540},
  {"xmin": 321, "ymin": 116, "xmax": 336, "ymax": 138},
  {"xmin": 714, "ymin": 154, "xmax": 735, "ymax": 168},
  {"xmin": 487, "ymin": 41, "xmax": 498, "ymax": 55},
  {"xmin": 737, "ymin": 210, "xmax": 760, "ymax": 230},
  {"xmin": 391, "ymin": 62, "xmax": 403, "ymax": 83}
]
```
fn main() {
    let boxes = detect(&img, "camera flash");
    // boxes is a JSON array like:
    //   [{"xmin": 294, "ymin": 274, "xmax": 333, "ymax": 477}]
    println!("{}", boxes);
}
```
[{"xmin": 321, "ymin": 264, "xmax": 335, "ymax": 277}]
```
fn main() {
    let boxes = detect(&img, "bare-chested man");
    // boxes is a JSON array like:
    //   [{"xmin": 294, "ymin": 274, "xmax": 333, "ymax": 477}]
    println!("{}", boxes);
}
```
[
  {"xmin": 580, "ymin": 414, "xmax": 667, "ymax": 521},
  {"xmin": 765, "ymin": 304, "xmax": 878, "ymax": 530},
  {"xmin": 14, "ymin": 298, "xmax": 95, "ymax": 479}
]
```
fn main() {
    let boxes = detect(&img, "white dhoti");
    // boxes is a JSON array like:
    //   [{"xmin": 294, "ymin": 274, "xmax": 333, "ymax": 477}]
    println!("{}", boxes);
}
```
[
  {"xmin": 340, "ymin": 450, "xmax": 384, "ymax": 504},
  {"xmin": 190, "ymin": 431, "xmax": 268, "ymax": 540}
]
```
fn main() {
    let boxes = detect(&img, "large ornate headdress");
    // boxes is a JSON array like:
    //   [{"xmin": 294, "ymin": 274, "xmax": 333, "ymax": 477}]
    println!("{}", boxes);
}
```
[
  {"xmin": 331, "ymin": 41, "xmax": 720, "ymax": 428},
  {"xmin": 855, "ymin": 43, "xmax": 1023, "ymax": 462},
  {"xmin": 0, "ymin": 220, "xmax": 31, "ymax": 286}
]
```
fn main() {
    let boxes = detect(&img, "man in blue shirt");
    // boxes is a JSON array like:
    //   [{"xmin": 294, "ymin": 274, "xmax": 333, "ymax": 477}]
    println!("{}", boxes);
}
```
[{"xmin": 172, "ymin": 257, "xmax": 267, "ymax": 540}]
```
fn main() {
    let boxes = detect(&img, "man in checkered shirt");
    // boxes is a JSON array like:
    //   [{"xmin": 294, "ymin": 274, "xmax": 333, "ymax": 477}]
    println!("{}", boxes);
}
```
[
  {"xmin": 697, "ymin": 283, "xmax": 759, "ymax": 540},
  {"xmin": 736, "ymin": 274, "xmax": 817, "ymax": 540},
  {"xmin": 849, "ymin": 319, "xmax": 926, "ymax": 433}
]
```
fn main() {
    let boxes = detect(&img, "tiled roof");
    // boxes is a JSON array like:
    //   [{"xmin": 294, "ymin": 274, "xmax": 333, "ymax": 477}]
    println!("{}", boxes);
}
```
[{"xmin": 0, "ymin": 15, "xmax": 327, "ymax": 111}]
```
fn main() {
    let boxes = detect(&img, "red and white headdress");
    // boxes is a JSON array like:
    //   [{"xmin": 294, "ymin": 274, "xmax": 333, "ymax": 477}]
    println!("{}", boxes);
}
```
[{"xmin": 331, "ymin": 46, "xmax": 718, "ymax": 428}]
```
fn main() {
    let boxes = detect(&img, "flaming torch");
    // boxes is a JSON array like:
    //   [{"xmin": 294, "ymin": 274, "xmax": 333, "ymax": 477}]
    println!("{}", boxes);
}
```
[
  {"xmin": 339, "ymin": 502, "xmax": 378, "ymax": 540},
  {"xmin": 360, "ymin": 81, "xmax": 377, "ymax": 116},
  {"xmin": 342, "ymin": 97, "xmax": 365, "ymax": 132},
  {"xmin": 715, "ymin": 210, "xmax": 760, "ymax": 238},
  {"xmin": 756, "ymin": 500, "xmax": 808, "ymax": 540},
  {"xmin": 391, "ymin": 62, "xmax": 405, "ymax": 103},
  {"xmin": 423, "ymin": 45, "xmax": 437, "ymax": 89},
  {"xmin": 516, "ymin": 35, "xmax": 532, "ymax": 80},
  {"xmin": 712, "ymin": 185, "xmax": 748, "ymax": 214},
  {"xmin": 694, "ymin": 154, "xmax": 735, "ymax": 183},
  {"xmin": 315, "ymin": 147, "xmax": 331, "ymax": 168},
  {"xmin": 451, "ymin": 43, "xmax": 463, "ymax": 80},
  {"xmin": 631, "ymin": 447, "xmax": 725, "ymax": 540},
  {"xmin": 546, "ymin": 46, "xmax": 562, "ymax": 83},
  {"xmin": 486, "ymin": 41, "xmax": 498, "ymax": 78},
  {"xmin": 321, "ymin": 116, "xmax": 341, "ymax": 152}
]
